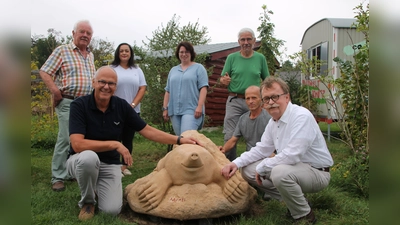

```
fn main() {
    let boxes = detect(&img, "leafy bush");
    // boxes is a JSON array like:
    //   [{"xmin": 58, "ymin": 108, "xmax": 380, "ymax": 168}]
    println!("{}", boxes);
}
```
[
  {"xmin": 31, "ymin": 79, "xmax": 53, "ymax": 117},
  {"xmin": 328, "ymin": 4, "xmax": 369, "ymax": 198},
  {"xmin": 330, "ymin": 154, "xmax": 369, "ymax": 198},
  {"xmin": 298, "ymin": 84, "xmax": 320, "ymax": 115},
  {"xmin": 290, "ymin": 3, "xmax": 369, "ymax": 198},
  {"xmin": 31, "ymin": 78, "xmax": 58, "ymax": 149},
  {"xmin": 31, "ymin": 115, "xmax": 58, "ymax": 149}
]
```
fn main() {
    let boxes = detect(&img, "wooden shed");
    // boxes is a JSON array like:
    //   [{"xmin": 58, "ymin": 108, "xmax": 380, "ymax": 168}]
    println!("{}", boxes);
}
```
[{"xmin": 300, "ymin": 18, "xmax": 365, "ymax": 119}]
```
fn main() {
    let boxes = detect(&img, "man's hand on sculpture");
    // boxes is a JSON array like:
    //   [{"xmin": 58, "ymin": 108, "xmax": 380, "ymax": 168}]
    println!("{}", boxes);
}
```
[{"xmin": 221, "ymin": 162, "xmax": 238, "ymax": 179}]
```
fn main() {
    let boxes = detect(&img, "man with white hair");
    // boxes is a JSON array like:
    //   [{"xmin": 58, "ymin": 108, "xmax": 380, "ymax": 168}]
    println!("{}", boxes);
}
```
[
  {"xmin": 219, "ymin": 27, "xmax": 270, "ymax": 161},
  {"xmin": 40, "ymin": 20, "xmax": 96, "ymax": 192}
]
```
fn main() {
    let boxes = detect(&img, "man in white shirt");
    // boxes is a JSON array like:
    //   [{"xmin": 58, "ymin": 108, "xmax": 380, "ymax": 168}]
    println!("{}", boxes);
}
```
[{"xmin": 221, "ymin": 77, "xmax": 333, "ymax": 224}]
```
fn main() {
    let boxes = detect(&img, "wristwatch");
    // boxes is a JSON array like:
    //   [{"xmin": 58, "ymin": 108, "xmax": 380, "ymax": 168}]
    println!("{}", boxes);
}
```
[
  {"xmin": 162, "ymin": 106, "xmax": 168, "ymax": 111},
  {"xmin": 131, "ymin": 102, "xmax": 136, "ymax": 107}
]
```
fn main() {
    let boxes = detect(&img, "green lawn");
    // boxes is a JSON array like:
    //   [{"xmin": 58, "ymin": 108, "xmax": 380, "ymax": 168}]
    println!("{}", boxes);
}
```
[
  {"xmin": 318, "ymin": 122, "xmax": 342, "ymax": 132},
  {"xmin": 31, "ymin": 127, "xmax": 368, "ymax": 224}
]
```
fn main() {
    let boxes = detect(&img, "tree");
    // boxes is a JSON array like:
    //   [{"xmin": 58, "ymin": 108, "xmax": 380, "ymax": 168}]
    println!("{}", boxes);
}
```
[
  {"xmin": 323, "ymin": 3, "xmax": 369, "ymax": 158},
  {"xmin": 143, "ymin": 14, "xmax": 210, "ymax": 51},
  {"xmin": 89, "ymin": 38, "xmax": 115, "ymax": 68},
  {"xmin": 276, "ymin": 60, "xmax": 302, "ymax": 106},
  {"xmin": 137, "ymin": 15, "xmax": 211, "ymax": 137},
  {"xmin": 322, "ymin": 4, "xmax": 369, "ymax": 197},
  {"xmin": 288, "ymin": 52, "xmax": 321, "ymax": 115},
  {"xmin": 257, "ymin": 5, "xmax": 285, "ymax": 75},
  {"xmin": 31, "ymin": 29, "xmax": 66, "ymax": 69},
  {"xmin": 281, "ymin": 60, "xmax": 293, "ymax": 70},
  {"xmin": 331, "ymin": 4, "xmax": 369, "ymax": 197},
  {"xmin": 290, "ymin": 3, "xmax": 369, "ymax": 197}
]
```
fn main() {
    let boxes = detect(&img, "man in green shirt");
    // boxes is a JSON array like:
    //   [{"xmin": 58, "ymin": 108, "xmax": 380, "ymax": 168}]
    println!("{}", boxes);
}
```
[{"xmin": 219, "ymin": 28, "xmax": 270, "ymax": 161}]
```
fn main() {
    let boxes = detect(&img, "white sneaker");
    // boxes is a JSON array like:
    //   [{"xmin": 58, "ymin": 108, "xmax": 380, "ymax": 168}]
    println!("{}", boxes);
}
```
[{"xmin": 122, "ymin": 168, "xmax": 132, "ymax": 176}]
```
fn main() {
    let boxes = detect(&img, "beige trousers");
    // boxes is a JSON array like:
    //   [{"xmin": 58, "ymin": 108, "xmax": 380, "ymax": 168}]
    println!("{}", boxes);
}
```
[
  {"xmin": 67, "ymin": 150, "xmax": 123, "ymax": 215},
  {"xmin": 241, "ymin": 161, "xmax": 330, "ymax": 219}
]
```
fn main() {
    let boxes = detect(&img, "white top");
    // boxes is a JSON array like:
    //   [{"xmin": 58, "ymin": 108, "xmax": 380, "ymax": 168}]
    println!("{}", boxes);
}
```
[
  {"xmin": 113, "ymin": 65, "xmax": 147, "ymax": 113},
  {"xmin": 233, "ymin": 102, "xmax": 334, "ymax": 176}
]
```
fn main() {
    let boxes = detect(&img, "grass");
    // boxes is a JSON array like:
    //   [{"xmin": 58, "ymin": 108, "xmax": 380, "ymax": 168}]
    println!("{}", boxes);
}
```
[
  {"xmin": 31, "ymin": 127, "xmax": 368, "ymax": 224},
  {"xmin": 318, "ymin": 122, "xmax": 342, "ymax": 132}
]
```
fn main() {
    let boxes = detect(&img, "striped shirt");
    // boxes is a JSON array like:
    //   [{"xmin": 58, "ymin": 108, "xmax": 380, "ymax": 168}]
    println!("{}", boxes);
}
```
[{"xmin": 40, "ymin": 42, "xmax": 96, "ymax": 97}]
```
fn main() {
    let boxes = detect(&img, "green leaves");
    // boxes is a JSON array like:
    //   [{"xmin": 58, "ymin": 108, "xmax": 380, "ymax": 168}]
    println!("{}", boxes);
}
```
[
  {"xmin": 89, "ymin": 38, "xmax": 115, "ymax": 69},
  {"xmin": 31, "ymin": 29, "xmax": 67, "ymax": 69},
  {"xmin": 329, "ymin": 3, "xmax": 369, "ymax": 197},
  {"xmin": 137, "ymin": 15, "xmax": 211, "ymax": 136},
  {"xmin": 257, "ymin": 4, "xmax": 285, "ymax": 75},
  {"xmin": 143, "ymin": 14, "xmax": 210, "ymax": 52},
  {"xmin": 288, "ymin": 3, "xmax": 369, "ymax": 197}
]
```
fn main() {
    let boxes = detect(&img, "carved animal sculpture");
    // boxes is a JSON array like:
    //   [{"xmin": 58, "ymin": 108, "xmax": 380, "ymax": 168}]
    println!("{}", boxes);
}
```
[{"xmin": 124, "ymin": 130, "xmax": 257, "ymax": 220}]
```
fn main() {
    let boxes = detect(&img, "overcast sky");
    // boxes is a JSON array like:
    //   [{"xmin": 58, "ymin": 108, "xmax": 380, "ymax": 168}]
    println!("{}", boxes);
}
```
[{"xmin": 30, "ymin": 0, "xmax": 369, "ymax": 61}]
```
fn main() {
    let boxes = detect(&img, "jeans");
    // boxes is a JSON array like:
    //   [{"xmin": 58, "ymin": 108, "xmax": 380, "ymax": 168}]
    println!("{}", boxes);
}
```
[{"xmin": 170, "ymin": 114, "xmax": 204, "ymax": 136}]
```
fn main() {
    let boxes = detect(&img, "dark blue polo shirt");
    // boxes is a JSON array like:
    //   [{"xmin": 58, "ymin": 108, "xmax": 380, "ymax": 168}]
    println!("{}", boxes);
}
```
[{"xmin": 69, "ymin": 91, "xmax": 147, "ymax": 164}]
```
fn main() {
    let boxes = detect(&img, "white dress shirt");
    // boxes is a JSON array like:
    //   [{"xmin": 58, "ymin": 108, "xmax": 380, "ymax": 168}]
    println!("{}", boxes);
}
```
[{"xmin": 233, "ymin": 102, "xmax": 334, "ymax": 176}]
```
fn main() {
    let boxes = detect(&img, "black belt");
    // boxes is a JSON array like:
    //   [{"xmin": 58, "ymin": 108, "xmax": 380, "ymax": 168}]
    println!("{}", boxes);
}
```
[
  {"xmin": 313, "ymin": 167, "xmax": 330, "ymax": 172},
  {"xmin": 62, "ymin": 94, "xmax": 78, "ymax": 100},
  {"xmin": 228, "ymin": 92, "xmax": 245, "ymax": 98}
]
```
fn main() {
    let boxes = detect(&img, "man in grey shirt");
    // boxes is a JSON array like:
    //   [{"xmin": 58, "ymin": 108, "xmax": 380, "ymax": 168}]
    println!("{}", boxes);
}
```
[
  {"xmin": 220, "ymin": 85, "xmax": 271, "ymax": 154},
  {"xmin": 220, "ymin": 85, "xmax": 276, "ymax": 200}
]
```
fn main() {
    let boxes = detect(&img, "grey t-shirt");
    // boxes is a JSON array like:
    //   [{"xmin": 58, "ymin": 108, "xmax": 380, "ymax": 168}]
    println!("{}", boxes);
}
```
[{"xmin": 233, "ymin": 109, "xmax": 271, "ymax": 152}]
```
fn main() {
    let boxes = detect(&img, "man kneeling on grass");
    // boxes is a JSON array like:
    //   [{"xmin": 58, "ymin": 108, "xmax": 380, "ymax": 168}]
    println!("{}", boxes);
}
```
[{"xmin": 66, "ymin": 66, "xmax": 200, "ymax": 221}]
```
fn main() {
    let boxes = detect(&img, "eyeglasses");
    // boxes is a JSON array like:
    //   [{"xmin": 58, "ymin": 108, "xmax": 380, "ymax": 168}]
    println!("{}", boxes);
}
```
[
  {"xmin": 97, "ymin": 80, "xmax": 117, "ymax": 88},
  {"xmin": 179, "ymin": 51, "xmax": 190, "ymax": 55},
  {"xmin": 262, "ymin": 93, "xmax": 287, "ymax": 104}
]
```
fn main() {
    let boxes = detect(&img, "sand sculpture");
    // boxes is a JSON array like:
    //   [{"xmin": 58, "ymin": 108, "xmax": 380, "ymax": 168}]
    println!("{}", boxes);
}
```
[{"xmin": 124, "ymin": 130, "xmax": 257, "ymax": 220}]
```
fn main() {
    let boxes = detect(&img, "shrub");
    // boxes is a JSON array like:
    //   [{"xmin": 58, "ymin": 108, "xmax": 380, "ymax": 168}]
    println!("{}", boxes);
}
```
[
  {"xmin": 330, "ymin": 154, "xmax": 369, "ymax": 198},
  {"xmin": 31, "ymin": 115, "xmax": 58, "ymax": 149}
]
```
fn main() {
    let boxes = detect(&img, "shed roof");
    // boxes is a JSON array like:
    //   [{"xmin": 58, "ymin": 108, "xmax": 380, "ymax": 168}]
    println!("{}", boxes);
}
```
[
  {"xmin": 300, "ymin": 18, "xmax": 357, "ymax": 44},
  {"xmin": 195, "ymin": 42, "xmax": 240, "ymax": 54},
  {"xmin": 148, "ymin": 42, "xmax": 246, "ymax": 58}
]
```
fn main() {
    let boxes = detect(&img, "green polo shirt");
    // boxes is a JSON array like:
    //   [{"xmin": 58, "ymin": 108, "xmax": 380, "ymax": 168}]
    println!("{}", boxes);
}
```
[{"xmin": 221, "ymin": 51, "xmax": 270, "ymax": 94}]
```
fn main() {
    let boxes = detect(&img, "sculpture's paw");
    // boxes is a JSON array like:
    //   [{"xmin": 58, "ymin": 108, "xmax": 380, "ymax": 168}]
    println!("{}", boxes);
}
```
[
  {"xmin": 223, "ymin": 174, "xmax": 248, "ymax": 203},
  {"xmin": 136, "ymin": 184, "xmax": 164, "ymax": 211}
]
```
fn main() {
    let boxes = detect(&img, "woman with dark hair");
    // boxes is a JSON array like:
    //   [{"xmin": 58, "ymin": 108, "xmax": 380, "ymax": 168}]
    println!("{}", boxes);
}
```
[
  {"xmin": 162, "ymin": 41, "xmax": 209, "ymax": 136},
  {"xmin": 111, "ymin": 43, "xmax": 147, "ymax": 176}
]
